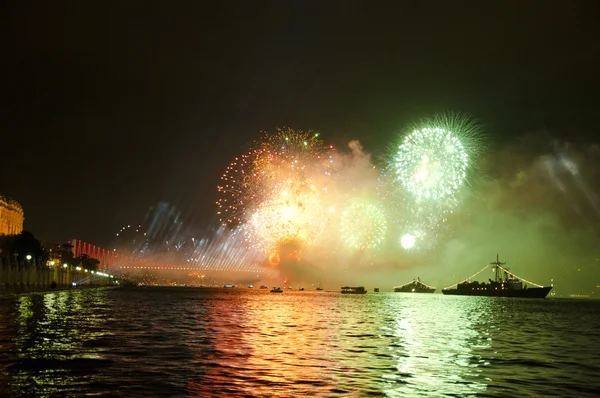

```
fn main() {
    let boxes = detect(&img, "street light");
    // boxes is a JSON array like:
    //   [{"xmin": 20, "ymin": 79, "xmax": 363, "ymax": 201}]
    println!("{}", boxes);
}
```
[
  {"xmin": 26, "ymin": 255, "xmax": 32, "ymax": 260},
  {"xmin": 63, "ymin": 263, "xmax": 68, "ymax": 268}
]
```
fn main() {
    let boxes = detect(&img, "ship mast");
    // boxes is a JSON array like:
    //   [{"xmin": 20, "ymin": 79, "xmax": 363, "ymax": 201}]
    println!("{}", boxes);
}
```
[{"xmin": 491, "ymin": 254, "xmax": 507, "ymax": 283}]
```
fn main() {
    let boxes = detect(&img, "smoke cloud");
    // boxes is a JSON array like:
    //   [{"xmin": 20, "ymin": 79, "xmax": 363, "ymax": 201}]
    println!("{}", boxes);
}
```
[
  {"xmin": 286, "ymin": 133, "xmax": 600, "ymax": 296},
  {"xmin": 114, "ymin": 131, "xmax": 600, "ymax": 297}
]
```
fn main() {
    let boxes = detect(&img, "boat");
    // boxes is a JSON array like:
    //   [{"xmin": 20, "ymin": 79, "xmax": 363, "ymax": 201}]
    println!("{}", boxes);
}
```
[
  {"xmin": 316, "ymin": 279, "xmax": 323, "ymax": 291},
  {"xmin": 224, "ymin": 284, "xmax": 234, "ymax": 288},
  {"xmin": 270, "ymin": 287, "xmax": 283, "ymax": 293},
  {"xmin": 393, "ymin": 277, "xmax": 436, "ymax": 293},
  {"xmin": 247, "ymin": 285, "xmax": 254, "ymax": 288},
  {"xmin": 298, "ymin": 287, "xmax": 304, "ymax": 291},
  {"xmin": 374, "ymin": 288, "xmax": 380, "ymax": 292},
  {"xmin": 442, "ymin": 254, "xmax": 552, "ymax": 298},
  {"xmin": 259, "ymin": 285, "xmax": 268, "ymax": 289},
  {"xmin": 341, "ymin": 286, "xmax": 367, "ymax": 294}
]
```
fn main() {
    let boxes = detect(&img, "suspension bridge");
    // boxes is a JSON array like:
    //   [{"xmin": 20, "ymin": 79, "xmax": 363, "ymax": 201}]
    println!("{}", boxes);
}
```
[{"xmin": 71, "ymin": 239, "xmax": 267, "ymax": 273}]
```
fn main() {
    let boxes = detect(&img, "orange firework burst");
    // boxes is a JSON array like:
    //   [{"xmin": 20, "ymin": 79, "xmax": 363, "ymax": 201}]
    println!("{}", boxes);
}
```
[
  {"xmin": 268, "ymin": 252, "xmax": 281, "ymax": 267},
  {"xmin": 287, "ymin": 250, "xmax": 301, "ymax": 262},
  {"xmin": 217, "ymin": 127, "xmax": 336, "ymax": 255}
]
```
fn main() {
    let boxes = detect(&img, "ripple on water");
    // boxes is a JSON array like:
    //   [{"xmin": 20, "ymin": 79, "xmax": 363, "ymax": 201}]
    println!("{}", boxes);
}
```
[{"xmin": 0, "ymin": 289, "xmax": 599, "ymax": 397}]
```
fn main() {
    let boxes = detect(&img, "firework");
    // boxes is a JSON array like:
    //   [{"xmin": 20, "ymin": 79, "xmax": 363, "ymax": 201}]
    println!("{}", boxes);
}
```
[
  {"xmin": 340, "ymin": 199, "xmax": 387, "ymax": 250},
  {"xmin": 252, "ymin": 127, "xmax": 330, "ymax": 168},
  {"xmin": 216, "ymin": 150, "xmax": 260, "ymax": 226},
  {"xmin": 112, "ymin": 224, "xmax": 149, "ymax": 257},
  {"xmin": 380, "ymin": 113, "xmax": 482, "ymax": 251},
  {"xmin": 391, "ymin": 112, "xmax": 481, "ymax": 201},
  {"xmin": 395, "ymin": 129, "xmax": 466, "ymax": 200},
  {"xmin": 244, "ymin": 195, "xmax": 325, "ymax": 254},
  {"xmin": 183, "ymin": 225, "xmax": 264, "ymax": 272},
  {"xmin": 400, "ymin": 233, "xmax": 416, "ymax": 249},
  {"xmin": 218, "ymin": 127, "xmax": 335, "ymax": 254}
]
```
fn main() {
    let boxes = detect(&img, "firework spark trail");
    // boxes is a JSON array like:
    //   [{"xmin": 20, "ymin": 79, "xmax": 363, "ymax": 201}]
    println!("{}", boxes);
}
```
[
  {"xmin": 382, "ymin": 113, "xmax": 483, "ymax": 251},
  {"xmin": 216, "ymin": 151, "xmax": 259, "ymax": 226},
  {"xmin": 378, "ymin": 167, "xmax": 447, "ymax": 252},
  {"xmin": 186, "ymin": 225, "xmax": 265, "ymax": 272},
  {"xmin": 340, "ymin": 199, "xmax": 387, "ymax": 249}
]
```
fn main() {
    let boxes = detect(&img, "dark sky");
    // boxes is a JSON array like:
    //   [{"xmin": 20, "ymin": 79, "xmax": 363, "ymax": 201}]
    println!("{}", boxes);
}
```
[{"xmin": 3, "ymin": 0, "xmax": 599, "ymax": 246}]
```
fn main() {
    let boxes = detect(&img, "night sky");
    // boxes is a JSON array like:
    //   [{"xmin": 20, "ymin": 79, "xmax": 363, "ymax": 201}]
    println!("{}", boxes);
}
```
[{"xmin": 3, "ymin": 1, "xmax": 600, "ymax": 246}]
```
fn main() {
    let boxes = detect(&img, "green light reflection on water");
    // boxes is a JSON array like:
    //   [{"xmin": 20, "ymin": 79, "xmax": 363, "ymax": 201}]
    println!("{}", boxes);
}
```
[
  {"xmin": 11, "ymin": 289, "xmax": 114, "ymax": 396},
  {"xmin": 383, "ymin": 295, "xmax": 491, "ymax": 396}
]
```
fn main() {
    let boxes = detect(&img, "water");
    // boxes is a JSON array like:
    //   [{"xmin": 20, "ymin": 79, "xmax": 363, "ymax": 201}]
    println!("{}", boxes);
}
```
[{"xmin": 1, "ymin": 287, "xmax": 599, "ymax": 397}]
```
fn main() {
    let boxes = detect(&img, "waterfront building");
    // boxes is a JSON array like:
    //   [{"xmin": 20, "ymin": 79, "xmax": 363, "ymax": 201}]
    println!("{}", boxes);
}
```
[{"xmin": 0, "ymin": 195, "xmax": 24, "ymax": 236}]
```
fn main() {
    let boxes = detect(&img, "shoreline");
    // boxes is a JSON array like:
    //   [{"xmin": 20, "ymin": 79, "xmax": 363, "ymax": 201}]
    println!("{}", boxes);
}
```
[{"xmin": 0, "ymin": 285, "xmax": 119, "ymax": 297}]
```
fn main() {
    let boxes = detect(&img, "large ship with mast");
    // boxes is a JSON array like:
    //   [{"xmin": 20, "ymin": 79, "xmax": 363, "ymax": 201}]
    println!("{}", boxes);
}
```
[
  {"xmin": 393, "ymin": 277, "xmax": 436, "ymax": 293},
  {"xmin": 442, "ymin": 254, "xmax": 552, "ymax": 298}
]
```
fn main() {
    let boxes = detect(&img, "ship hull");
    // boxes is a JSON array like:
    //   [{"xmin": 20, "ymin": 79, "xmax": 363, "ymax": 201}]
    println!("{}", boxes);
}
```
[
  {"xmin": 341, "ymin": 286, "xmax": 367, "ymax": 294},
  {"xmin": 394, "ymin": 287, "xmax": 435, "ymax": 293},
  {"xmin": 442, "ymin": 286, "xmax": 552, "ymax": 298}
]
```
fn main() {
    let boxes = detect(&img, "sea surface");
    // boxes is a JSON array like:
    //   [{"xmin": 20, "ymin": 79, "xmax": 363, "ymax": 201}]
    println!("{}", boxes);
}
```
[{"xmin": 1, "ymin": 287, "xmax": 599, "ymax": 397}]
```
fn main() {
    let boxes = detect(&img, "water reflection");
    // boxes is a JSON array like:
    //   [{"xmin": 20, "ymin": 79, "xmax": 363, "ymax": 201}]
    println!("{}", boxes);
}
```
[
  {"xmin": 240, "ymin": 292, "xmax": 341, "ymax": 395},
  {"xmin": 1, "ymin": 289, "xmax": 599, "ymax": 397},
  {"xmin": 186, "ymin": 290, "xmax": 253, "ymax": 395},
  {"xmin": 187, "ymin": 291, "xmax": 339, "ymax": 396},
  {"xmin": 386, "ymin": 295, "xmax": 491, "ymax": 395},
  {"xmin": 187, "ymin": 292, "xmax": 495, "ymax": 396},
  {"xmin": 6, "ymin": 289, "xmax": 113, "ymax": 397}
]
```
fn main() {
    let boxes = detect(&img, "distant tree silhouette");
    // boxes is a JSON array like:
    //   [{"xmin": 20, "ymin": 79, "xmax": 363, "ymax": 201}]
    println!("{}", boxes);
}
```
[
  {"xmin": 0, "ymin": 231, "xmax": 48, "ymax": 262},
  {"xmin": 56, "ymin": 241, "xmax": 75, "ymax": 264},
  {"xmin": 68, "ymin": 254, "xmax": 100, "ymax": 271}
]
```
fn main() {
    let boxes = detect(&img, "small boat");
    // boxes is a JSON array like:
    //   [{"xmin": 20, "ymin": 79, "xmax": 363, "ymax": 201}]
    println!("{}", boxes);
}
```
[
  {"xmin": 224, "ymin": 284, "xmax": 234, "ymax": 288},
  {"xmin": 394, "ymin": 277, "xmax": 436, "ymax": 293},
  {"xmin": 341, "ymin": 286, "xmax": 367, "ymax": 294},
  {"xmin": 247, "ymin": 285, "xmax": 254, "ymax": 288},
  {"xmin": 259, "ymin": 285, "xmax": 268, "ymax": 289},
  {"xmin": 270, "ymin": 287, "xmax": 283, "ymax": 293},
  {"xmin": 374, "ymin": 288, "xmax": 380, "ymax": 292},
  {"xmin": 298, "ymin": 287, "xmax": 305, "ymax": 291},
  {"xmin": 316, "ymin": 287, "xmax": 323, "ymax": 291},
  {"xmin": 442, "ymin": 254, "xmax": 552, "ymax": 298}
]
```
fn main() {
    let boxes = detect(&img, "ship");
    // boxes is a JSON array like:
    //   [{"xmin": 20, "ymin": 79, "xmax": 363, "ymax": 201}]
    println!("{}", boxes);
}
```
[
  {"xmin": 270, "ymin": 287, "xmax": 283, "ymax": 293},
  {"xmin": 393, "ymin": 277, "xmax": 436, "ymax": 293},
  {"xmin": 316, "ymin": 279, "xmax": 323, "ymax": 291},
  {"xmin": 442, "ymin": 254, "xmax": 552, "ymax": 298},
  {"xmin": 341, "ymin": 286, "xmax": 367, "ymax": 294}
]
